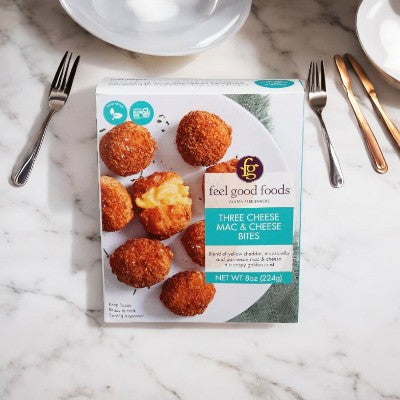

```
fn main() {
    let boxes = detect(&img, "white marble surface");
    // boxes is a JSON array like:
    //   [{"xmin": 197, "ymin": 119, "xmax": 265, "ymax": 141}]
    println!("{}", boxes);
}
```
[{"xmin": 1, "ymin": 0, "xmax": 400, "ymax": 399}]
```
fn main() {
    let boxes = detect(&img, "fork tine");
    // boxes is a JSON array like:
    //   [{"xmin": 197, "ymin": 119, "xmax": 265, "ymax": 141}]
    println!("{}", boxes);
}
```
[
  {"xmin": 315, "ymin": 62, "xmax": 320, "ymax": 91},
  {"xmin": 311, "ymin": 62, "xmax": 316, "ymax": 92},
  {"xmin": 55, "ymin": 60, "xmax": 66, "ymax": 90},
  {"xmin": 60, "ymin": 53, "xmax": 72, "ymax": 91},
  {"xmin": 321, "ymin": 60, "xmax": 326, "ymax": 92},
  {"xmin": 51, "ymin": 51, "xmax": 68, "ymax": 90},
  {"xmin": 306, "ymin": 62, "xmax": 312, "ymax": 93},
  {"xmin": 65, "ymin": 55, "xmax": 80, "ymax": 95}
]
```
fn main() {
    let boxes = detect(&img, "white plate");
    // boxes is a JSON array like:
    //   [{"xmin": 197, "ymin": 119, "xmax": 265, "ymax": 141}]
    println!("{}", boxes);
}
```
[
  {"xmin": 357, "ymin": 0, "xmax": 400, "ymax": 86},
  {"xmin": 59, "ymin": 0, "xmax": 252, "ymax": 56},
  {"xmin": 99, "ymin": 94, "xmax": 288, "ymax": 323}
]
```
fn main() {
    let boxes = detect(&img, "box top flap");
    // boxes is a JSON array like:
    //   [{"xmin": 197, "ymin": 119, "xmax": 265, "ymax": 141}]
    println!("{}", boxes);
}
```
[{"xmin": 96, "ymin": 78, "xmax": 304, "ymax": 95}]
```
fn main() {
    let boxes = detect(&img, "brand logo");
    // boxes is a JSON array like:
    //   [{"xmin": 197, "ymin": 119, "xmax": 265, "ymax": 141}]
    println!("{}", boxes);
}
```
[
  {"xmin": 237, "ymin": 156, "xmax": 263, "ymax": 182},
  {"xmin": 103, "ymin": 101, "xmax": 127, "ymax": 125},
  {"xmin": 129, "ymin": 101, "xmax": 154, "ymax": 125},
  {"xmin": 255, "ymin": 80, "xmax": 294, "ymax": 88}
]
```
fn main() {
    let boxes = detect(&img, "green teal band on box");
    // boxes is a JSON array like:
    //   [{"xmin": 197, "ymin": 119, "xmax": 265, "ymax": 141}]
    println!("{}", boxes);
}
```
[
  {"xmin": 205, "ymin": 272, "xmax": 293, "ymax": 284},
  {"xmin": 205, "ymin": 207, "xmax": 294, "ymax": 246},
  {"xmin": 255, "ymin": 80, "xmax": 295, "ymax": 88}
]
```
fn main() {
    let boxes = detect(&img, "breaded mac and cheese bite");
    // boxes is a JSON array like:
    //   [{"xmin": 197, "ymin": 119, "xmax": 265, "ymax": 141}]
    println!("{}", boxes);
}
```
[
  {"xmin": 205, "ymin": 158, "xmax": 238, "ymax": 174},
  {"xmin": 176, "ymin": 111, "xmax": 232, "ymax": 166},
  {"xmin": 132, "ymin": 171, "xmax": 192, "ymax": 239},
  {"xmin": 160, "ymin": 270, "xmax": 216, "ymax": 316},
  {"xmin": 203, "ymin": 158, "xmax": 239, "ymax": 194},
  {"xmin": 181, "ymin": 220, "xmax": 205, "ymax": 267},
  {"xmin": 100, "ymin": 176, "xmax": 134, "ymax": 232},
  {"xmin": 110, "ymin": 238, "xmax": 173, "ymax": 288},
  {"xmin": 99, "ymin": 121, "xmax": 157, "ymax": 176}
]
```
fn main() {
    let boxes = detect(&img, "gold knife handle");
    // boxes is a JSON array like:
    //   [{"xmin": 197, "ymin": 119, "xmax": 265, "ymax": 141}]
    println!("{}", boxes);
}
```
[
  {"xmin": 370, "ymin": 94, "xmax": 400, "ymax": 149},
  {"xmin": 347, "ymin": 93, "xmax": 388, "ymax": 174}
]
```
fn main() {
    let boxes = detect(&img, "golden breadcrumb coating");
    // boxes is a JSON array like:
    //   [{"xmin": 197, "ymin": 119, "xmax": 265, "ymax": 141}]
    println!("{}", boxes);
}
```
[
  {"xmin": 132, "ymin": 171, "xmax": 192, "ymax": 239},
  {"xmin": 160, "ymin": 270, "xmax": 216, "ymax": 316},
  {"xmin": 205, "ymin": 158, "xmax": 238, "ymax": 174},
  {"xmin": 99, "ymin": 121, "xmax": 157, "ymax": 176},
  {"xmin": 176, "ymin": 111, "xmax": 232, "ymax": 166},
  {"xmin": 139, "ymin": 204, "xmax": 192, "ymax": 240},
  {"xmin": 100, "ymin": 176, "xmax": 134, "ymax": 232},
  {"xmin": 181, "ymin": 220, "xmax": 205, "ymax": 267},
  {"xmin": 203, "ymin": 158, "xmax": 239, "ymax": 194},
  {"xmin": 110, "ymin": 238, "xmax": 173, "ymax": 288}
]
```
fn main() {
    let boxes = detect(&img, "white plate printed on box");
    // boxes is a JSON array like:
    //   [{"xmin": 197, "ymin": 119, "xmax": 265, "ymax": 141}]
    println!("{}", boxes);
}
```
[
  {"xmin": 357, "ymin": 0, "xmax": 400, "ymax": 86},
  {"xmin": 59, "ymin": 0, "xmax": 252, "ymax": 56},
  {"xmin": 99, "ymin": 95, "xmax": 288, "ymax": 323}
]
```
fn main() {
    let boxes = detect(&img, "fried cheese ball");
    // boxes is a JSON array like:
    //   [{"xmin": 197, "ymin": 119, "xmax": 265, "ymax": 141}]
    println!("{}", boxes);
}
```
[
  {"xmin": 101, "ymin": 176, "xmax": 134, "ymax": 232},
  {"xmin": 181, "ymin": 220, "xmax": 205, "ymax": 267},
  {"xmin": 110, "ymin": 238, "xmax": 173, "ymax": 288},
  {"xmin": 160, "ymin": 270, "xmax": 216, "ymax": 316},
  {"xmin": 99, "ymin": 121, "xmax": 157, "ymax": 176},
  {"xmin": 132, "ymin": 172, "xmax": 192, "ymax": 239},
  {"xmin": 176, "ymin": 111, "xmax": 232, "ymax": 166},
  {"xmin": 205, "ymin": 158, "xmax": 238, "ymax": 174},
  {"xmin": 202, "ymin": 158, "xmax": 239, "ymax": 194}
]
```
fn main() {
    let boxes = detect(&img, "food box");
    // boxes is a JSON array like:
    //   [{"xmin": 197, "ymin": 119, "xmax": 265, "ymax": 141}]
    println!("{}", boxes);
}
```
[{"xmin": 96, "ymin": 78, "xmax": 304, "ymax": 323}]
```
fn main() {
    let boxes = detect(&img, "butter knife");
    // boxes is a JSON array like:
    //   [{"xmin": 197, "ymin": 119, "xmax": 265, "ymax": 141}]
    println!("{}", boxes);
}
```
[
  {"xmin": 334, "ymin": 55, "xmax": 388, "ymax": 174},
  {"xmin": 345, "ymin": 54, "xmax": 400, "ymax": 150}
]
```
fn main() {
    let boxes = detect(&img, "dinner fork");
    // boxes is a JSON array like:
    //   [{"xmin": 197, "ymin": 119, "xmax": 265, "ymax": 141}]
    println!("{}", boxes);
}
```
[
  {"xmin": 11, "ymin": 51, "xmax": 80, "ymax": 186},
  {"xmin": 307, "ymin": 61, "xmax": 344, "ymax": 188}
]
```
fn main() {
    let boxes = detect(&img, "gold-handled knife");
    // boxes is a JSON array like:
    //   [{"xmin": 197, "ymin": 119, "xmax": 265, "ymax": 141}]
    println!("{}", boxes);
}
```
[
  {"xmin": 345, "ymin": 53, "xmax": 400, "ymax": 150},
  {"xmin": 334, "ymin": 55, "xmax": 388, "ymax": 174}
]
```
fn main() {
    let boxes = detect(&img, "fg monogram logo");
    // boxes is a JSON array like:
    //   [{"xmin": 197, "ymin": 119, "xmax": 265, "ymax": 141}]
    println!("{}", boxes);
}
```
[{"xmin": 237, "ymin": 156, "xmax": 264, "ymax": 182}]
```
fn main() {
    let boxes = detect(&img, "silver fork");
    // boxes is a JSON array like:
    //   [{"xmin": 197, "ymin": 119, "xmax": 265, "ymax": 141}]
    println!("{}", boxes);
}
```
[
  {"xmin": 11, "ymin": 51, "xmax": 80, "ymax": 186},
  {"xmin": 307, "ymin": 61, "xmax": 344, "ymax": 188}
]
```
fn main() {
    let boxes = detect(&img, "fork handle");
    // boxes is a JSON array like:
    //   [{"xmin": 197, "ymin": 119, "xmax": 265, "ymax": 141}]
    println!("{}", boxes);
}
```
[
  {"xmin": 11, "ymin": 110, "xmax": 56, "ymax": 186},
  {"xmin": 316, "ymin": 112, "xmax": 344, "ymax": 188}
]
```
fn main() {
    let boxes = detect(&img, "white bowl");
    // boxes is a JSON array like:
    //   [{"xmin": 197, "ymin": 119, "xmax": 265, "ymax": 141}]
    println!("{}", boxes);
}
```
[
  {"xmin": 357, "ymin": 0, "xmax": 400, "ymax": 87},
  {"xmin": 59, "ymin": 0, "xmax": 252, "ymax": 56}
]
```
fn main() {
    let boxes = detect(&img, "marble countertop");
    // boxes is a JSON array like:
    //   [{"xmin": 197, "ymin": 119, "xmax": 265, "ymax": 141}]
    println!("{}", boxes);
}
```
[{"xmin": 1, "ymin": 0, "xmax": 400, "ymax": 399}]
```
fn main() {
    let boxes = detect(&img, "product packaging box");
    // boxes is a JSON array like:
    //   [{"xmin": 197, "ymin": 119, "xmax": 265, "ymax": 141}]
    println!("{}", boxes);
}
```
[{"xmin": 96, "ymin": 78, "xmax": 304, "ymax": 323}]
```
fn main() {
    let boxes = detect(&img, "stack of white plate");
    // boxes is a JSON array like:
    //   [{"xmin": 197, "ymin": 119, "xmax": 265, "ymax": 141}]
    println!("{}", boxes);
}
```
[
  {"xmin": 59, "ymin": 0, "xmax": 252, "ymax": 56},
  {"xmin": 357, "ymin": 0, "xmax": 400, "ymax": 87}
]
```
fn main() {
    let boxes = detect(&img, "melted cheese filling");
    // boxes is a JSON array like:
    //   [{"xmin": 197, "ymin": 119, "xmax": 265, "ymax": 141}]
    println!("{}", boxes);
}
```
[{"xmin": 135, "ymin": 177, "xmax": 191, "ymax": 209}]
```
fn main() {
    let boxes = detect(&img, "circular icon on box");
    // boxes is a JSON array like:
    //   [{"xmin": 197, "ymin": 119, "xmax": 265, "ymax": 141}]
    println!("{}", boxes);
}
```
[
  {"xmin": 103, "ymin": 101, "xmax": 127, "ymax": 125},
  {"xmin": 129, "ymin": 101, "xmax": 154, "ymax": 125},
  {"xmin": 237, "ymin": 156, "xmax": 264, "ymax": 182}
]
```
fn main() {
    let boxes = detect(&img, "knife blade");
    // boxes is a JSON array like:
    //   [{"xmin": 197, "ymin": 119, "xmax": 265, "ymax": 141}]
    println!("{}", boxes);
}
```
[
  {"xmin": 334, "ymin": 55, "xmax": 388, "ymax": 174},
  {"xmin": 345, "ymin": 53, "xmax": 400, "ymax": 150}
]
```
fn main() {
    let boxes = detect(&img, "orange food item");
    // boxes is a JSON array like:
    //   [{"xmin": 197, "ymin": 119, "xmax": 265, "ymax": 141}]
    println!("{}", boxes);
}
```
[
  {"xmin": 110, "ymin": 238, "xmax": 173, "ymax": 288},
  {"xmin": 203, "ymin": 158, "xmax": 239, "ymax": 194},
  {"xmin": 160, "ymin": 270, "xmax": 215, "ymax": 316},
  {"xmin": 176, "ymin": 111, "xmax": 232, "ymax": 166},
  {"xmin": 99, "ymin": 121, "xmax": 157, "ymax": 176},
  {"xmin": 205, "ymin": 158, "xmax": 238, "ymax": 174},
  {"xmin": 132, "ymin": 171, "xmax": 192, "ymax": 239},
  {"xmin": 100, "ymin": 176, "xmax": 134, "ymax": 232},
  {"xmin": 181, "ymin": 220, "xmax": 205, "ymax": 267}
]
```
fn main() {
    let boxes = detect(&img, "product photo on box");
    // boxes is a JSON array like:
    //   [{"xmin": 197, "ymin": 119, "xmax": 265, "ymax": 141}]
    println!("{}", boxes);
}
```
[{"xmin": 96, "ymin": 79, "xmax": 304, "ymax": 323}]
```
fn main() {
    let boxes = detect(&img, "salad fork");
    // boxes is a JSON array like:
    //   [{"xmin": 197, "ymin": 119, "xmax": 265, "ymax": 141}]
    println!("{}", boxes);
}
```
[
  {"xmin": 11, "ymin": 51, "xmax": 80, "ymax": 186},
  {"xmin": 307, "ymin": 61, "xmax": 344, "ymax": 188}
]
